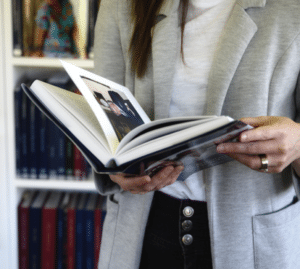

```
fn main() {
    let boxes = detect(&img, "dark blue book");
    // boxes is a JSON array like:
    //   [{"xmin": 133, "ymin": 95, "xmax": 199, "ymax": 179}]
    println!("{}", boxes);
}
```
[
  {"xmin": 29, "ymin": 101, "xmax": 40, "ymax": 179},
  {"xmin": 20, "ymin": 90, "xmax": 30, "ymax": 178},
  {"xmin": 15, "ymin": 88, "xmax": 23, "ymax": 177},
  {"xmin": 12, "ymin": 0, "xmax": 23, "ymax": 56},
  {"xmin": 38, "ymin": 112, "xmax": 49, "ymax": 179},
  {"xmin": 84, "ymin": 193, "xmax": 98, "ymax": 269},
  {"xmin": 29, "ymin": 191, "xmax": 49, "ymax": 269},
  {"xmin": 47, "ymin": 119, "xmax": 59, "ymax": 178},
  {"xmin": 65, "ymin": 138, "xmax": 74, "ymax": 180},
  {"xmin": 75, "ymin": 193, "xmax": 89, "ymax": 269}
]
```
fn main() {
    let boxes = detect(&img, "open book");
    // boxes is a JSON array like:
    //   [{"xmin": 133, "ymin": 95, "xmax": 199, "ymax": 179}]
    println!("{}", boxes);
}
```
[{"xmin": 21, "ymin": 61, "xmax": 252, "ymax": 179}]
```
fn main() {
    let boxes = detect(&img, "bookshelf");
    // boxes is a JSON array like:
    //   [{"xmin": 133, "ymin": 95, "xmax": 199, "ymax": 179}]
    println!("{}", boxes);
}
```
[{"xmin": 0, "ymin": 1, "xmax": 98, "ymax": 268}]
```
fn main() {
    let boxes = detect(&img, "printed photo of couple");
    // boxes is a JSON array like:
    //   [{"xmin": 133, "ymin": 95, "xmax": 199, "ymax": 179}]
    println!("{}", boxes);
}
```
[{"xmin": 81, "ymin": 76, "xmax": 144, "ymax": 141}]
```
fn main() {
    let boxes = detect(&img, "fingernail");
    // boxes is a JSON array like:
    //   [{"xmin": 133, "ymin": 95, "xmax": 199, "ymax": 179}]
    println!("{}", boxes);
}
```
[
  {"xmin": 240, "ymin": 134, "xmax": 247, "ymax": 141},
  {"xmin": 166, "ymin": 166, "xmax": 174, "ymax": 173},
  {"xmin": 178, "ymin": 166, "xmax": 184, "ymax": 172},
  {"xmin": 144, "ymin": 176, "xmax": 151, "ymax": 182}
]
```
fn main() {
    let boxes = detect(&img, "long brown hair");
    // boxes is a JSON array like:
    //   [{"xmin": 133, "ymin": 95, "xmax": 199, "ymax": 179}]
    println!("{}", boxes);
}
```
[{"xmin": 129, "ymin": 0, "xmax": 189, "ymax": 78}]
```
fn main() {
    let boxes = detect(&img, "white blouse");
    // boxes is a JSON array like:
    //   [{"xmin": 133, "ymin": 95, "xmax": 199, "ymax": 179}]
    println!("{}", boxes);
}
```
[{"xmin": 160, "ymin": 0, "xmax": 236, "ymax": 200}]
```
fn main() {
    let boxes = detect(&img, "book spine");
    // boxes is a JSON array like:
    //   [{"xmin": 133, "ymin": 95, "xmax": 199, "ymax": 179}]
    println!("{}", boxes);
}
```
[
  {"xmin": 73, "ymin": 145, "xmax": 82, "ymax": 180},
  {"xmin": 56, "ymin": 206, "xmax": 65, "ymax": 269},
  {"xmin": 75, "ymin": 205, "xmax": 85, "ymax": 269},
  {"xmin": 20, "ymin": 91, "xmax": 30, "ymax": 178},
  {"xmin": 12, "ymin": 0, "xmax": 23, "ymax": 56},
  {"xmin": 85, "ymin": 208, "xmax": 94, "ymax": 269},
  {"xmin": 15, "ymin": 89, "xmax": 23, "ymax": 177},
  {"xmin": 65, "ymin": 138, "xmax": 74, "ymax": 180},
  {"xmin": 29, "ymin": 206, "xmax": 42, "ymax": 269},
  {"xmin": 18, "ymin": 205, "xmax": 30, "ymax": 269},
  {"xmin": 29, "ymin": 102, "xmax": 38, "ymax": 179},
  {"xmin": 57, "ymin": 128, "xmax": 66, "ymax": 179},
  {"xmin": 47, "ymin": 121, "xmax": 58, "ymax": 178},
  {"xmin": 38, "ymin": 112, "xmax": 49, "ymax": 179},
  {"xmin": 41, "ymin": 207, "xmax": 58, "ymax": 269},
  {"xmin": 66, "ymin": 208, "xmax": 76, "ymax": 269}
]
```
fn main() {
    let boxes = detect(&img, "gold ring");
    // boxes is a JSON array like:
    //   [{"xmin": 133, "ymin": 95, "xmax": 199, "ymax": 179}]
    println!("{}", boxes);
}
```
[{"xmin": 259, "ymin": 154, "xmax": 268, "ymax": 172}]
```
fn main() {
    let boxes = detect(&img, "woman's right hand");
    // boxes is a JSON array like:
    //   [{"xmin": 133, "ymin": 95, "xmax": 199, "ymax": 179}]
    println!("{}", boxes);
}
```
[{"xmin": 109, "ymin": 165, "xmax": 184, "ymax": 194}]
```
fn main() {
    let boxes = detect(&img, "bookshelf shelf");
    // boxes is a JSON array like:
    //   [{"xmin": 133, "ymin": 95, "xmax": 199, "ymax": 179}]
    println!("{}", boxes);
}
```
[
  {"xmin": 12, "ymin": 57, "xmax": 94, "ymax": 69},
  {"xmin": 14, "ymin": 178, "xmax": 97, "ymax": 191}
]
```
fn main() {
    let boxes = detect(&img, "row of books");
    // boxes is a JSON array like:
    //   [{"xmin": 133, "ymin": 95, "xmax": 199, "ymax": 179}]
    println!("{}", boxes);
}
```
[
  {"xmin": 12, "ymin": 0, "xmax": 101, "ymax": 59},
  {"xmin": 18, "ymin": 190, "xmax": 106, "ymax": 269},
  {"xmin": 15, "ymin": 75, "xmax": 92, "ymax": 180}
]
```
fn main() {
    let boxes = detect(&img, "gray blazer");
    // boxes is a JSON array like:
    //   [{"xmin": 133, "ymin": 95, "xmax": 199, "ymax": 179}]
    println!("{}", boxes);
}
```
[{"xmin": 93, "ymin": 0, "xmax": 300, "ymax": 268}]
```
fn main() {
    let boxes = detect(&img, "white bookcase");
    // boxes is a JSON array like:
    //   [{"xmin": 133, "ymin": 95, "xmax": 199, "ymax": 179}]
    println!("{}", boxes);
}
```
[{"xmin": 0, "ymin": 1, "xmax": 97, "ymax": 267}]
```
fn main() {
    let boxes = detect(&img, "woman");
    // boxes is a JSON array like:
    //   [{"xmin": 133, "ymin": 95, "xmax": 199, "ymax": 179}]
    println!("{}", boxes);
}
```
[
  {"xmin": 93, "ymin": 0, "xmax": 300, "ymax": 268},
  {"xmin": 32, "ymin": 0, "xmax": 79, "ymax": 57}
]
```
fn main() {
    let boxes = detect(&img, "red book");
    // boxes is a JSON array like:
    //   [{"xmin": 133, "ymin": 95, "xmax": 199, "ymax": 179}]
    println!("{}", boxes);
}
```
[
  {"xmin": 18, "ymin": 191, "xmax": 37, "ymax": 269},
  {"xmin": 94, "ymin": 196, "xmax": 104, "ymax": 269},
  {"xmin": 41, "ymin": 192, "xmax": 63, "ymax": 269},
  {"xmin": 66, "ymin": 193, "xmax": 80, "ymax": 269},
  {"xmin": 73, "ymin": 146, "xmax": 83, "ymax": 180}
]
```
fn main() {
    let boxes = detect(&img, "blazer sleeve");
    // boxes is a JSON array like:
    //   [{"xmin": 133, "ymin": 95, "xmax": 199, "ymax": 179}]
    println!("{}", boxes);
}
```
[
  {"xmin": 92, "ymin": 0, "xmax": 125, "ymax": 196},
  {"xmin": 292, "ymin": 71, "xmax": 300, "ymax": 199}
]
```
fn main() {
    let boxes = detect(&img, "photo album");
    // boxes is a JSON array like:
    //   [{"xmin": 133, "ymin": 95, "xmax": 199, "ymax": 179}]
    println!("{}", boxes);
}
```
[{"xmin": 21, "ymin": 60, "xmax": 252, "ymax": 179}]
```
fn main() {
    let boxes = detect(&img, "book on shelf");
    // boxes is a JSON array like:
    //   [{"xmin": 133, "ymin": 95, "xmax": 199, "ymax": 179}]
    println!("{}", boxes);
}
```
[
  {"xmin": 18, "ymin": 191, "xmax": 38, "ymax": 269},
  {"xmin": 94, "ymin": 195, "xmax": 105, "ymax": 269},
  {"xmin": 18, "ymin": 191, "xmax": 106, "ymax": 268},
  {"xmin": 41, "ymin": 192, "xmax": 64, "ymax": 269},
  {"xmin": 12, "ymin": 0, "xmax": 23, "ymax": 56},
  {"xmin": 22, "ymin": 0, "xmax": 44, "ymax": 56},
  {"xmin": 66, "ymin": 193, "xmax": 79, "ymax": 269},
  {"xmin": 21, "ymin": 61, "xmax": 252, "ymax": 180},
  {"xmin": 75, "ymin": 193, "xmax": 89, "ymax": 269},
  {"xmin": 29, "ymin": 191, "xmax": 49, "ymax": 269},
  {"xmin": 84, "ymin": 193, "xmax": 98, "ymax": 269},
  {"xmin": 15, "ymin": 76, "xmax": 92, "ymax": 180}
]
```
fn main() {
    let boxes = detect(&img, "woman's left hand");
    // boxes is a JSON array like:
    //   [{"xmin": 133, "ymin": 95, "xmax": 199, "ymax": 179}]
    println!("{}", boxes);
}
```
[{"xmin": 216, "ymin": 116, "xmax": 300, "ymax": 173}]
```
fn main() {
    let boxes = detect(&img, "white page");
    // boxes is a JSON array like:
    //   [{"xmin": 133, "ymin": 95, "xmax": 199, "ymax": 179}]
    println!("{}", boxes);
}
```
[
  {"xmin": 30, "ymin": 80, "xmax": 113, "ymax": 166},
  {"xmin": 42, "ymin": 81, "xmax": 109, "ymax": 148},
  {"xmin": 117, "ymin": 116, "xmax": 217, "ymax": 153},
  {"xmin": 115, "ymin": 116, "xmax": 233, "ymax": 165},
  {"xmin": 60, "ymin": 60, "xmax": 150, "ymax": 154},
  {"xmin": 117, "ymin": 117, "xmax": 220, "ymax": 155}
]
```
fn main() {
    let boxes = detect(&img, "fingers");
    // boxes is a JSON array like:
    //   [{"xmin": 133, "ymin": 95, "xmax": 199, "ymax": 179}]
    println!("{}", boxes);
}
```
[
  {"xmin": 109, "ymin": 165, "xmax": 184, "ymax": 194},
  {"xmin": 227, "ymin": 153, "xmax": 293, "ymax": 173},
  {"xmin": 110, "ymin": 174, "xmax": 151, "ymax": 192},
  {"xmin": 217, "ymin": 140, "xmax": 277, "ymax": 155},
  {"xmin": 151, "ymin": 165, "xmax": 184, "ymax": 191}
]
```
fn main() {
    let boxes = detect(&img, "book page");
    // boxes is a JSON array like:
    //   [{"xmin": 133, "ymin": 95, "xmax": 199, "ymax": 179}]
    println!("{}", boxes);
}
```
[
  {"xmin": 115, "ymin": 116, "xmax": 233, "ymax": 165},
  {"xmin": 30, "ymin": 81, "xmax": 113, "ymax": 166},
  {"xmin": 116, "ymin": 116, "xmax": 219, "ymax": 154},
  {"xmin": 61, "ymin": 60, "xmax": 150, "ymax": 154}
]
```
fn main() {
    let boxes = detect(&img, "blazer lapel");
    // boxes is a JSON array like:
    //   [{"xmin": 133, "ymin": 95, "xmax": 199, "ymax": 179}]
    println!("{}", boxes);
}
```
[
  {"xmin": 152, "ymin": 0, "xmax": 267, "ymax": 119},
  {"xmin": 204, "ymin": 0, "xmax": 264, "ymax": 116}
]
